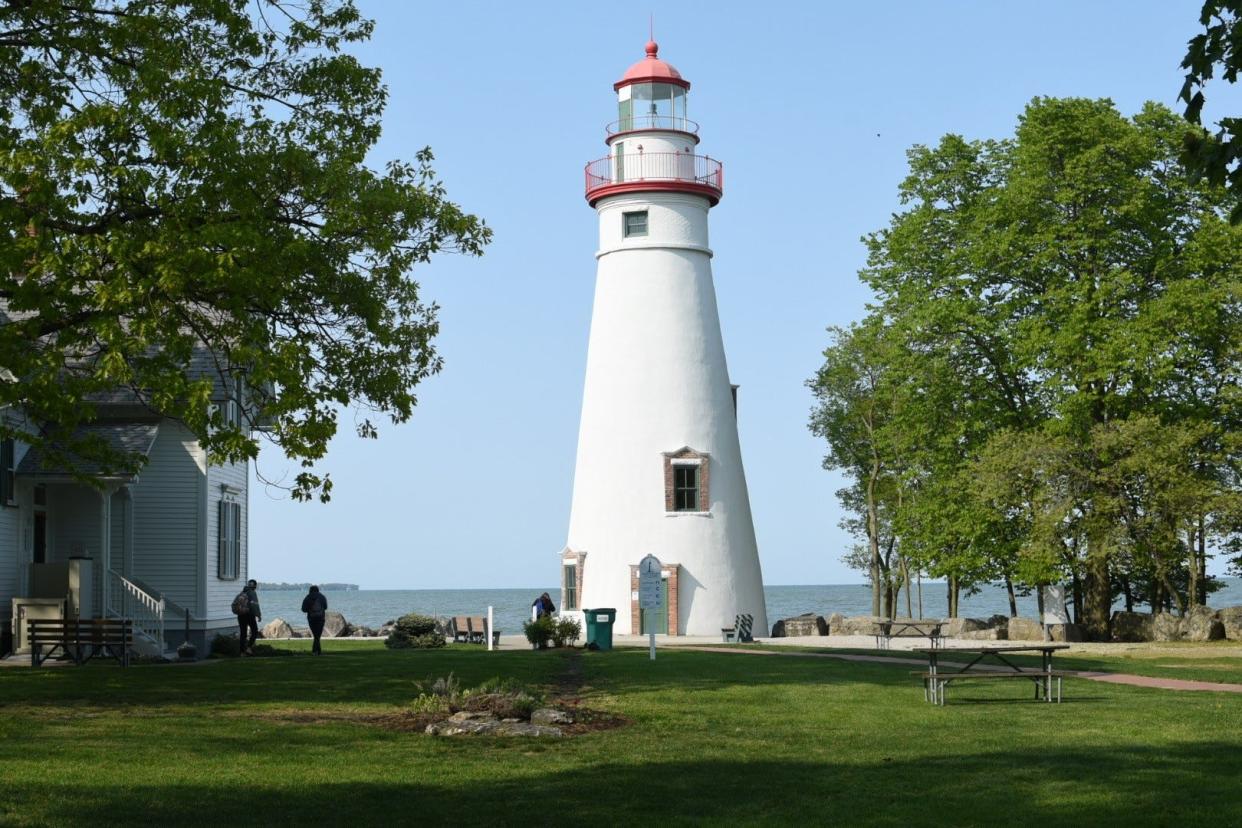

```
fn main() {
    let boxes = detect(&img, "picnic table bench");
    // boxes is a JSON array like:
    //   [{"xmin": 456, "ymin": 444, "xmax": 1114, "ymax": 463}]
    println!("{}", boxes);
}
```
[
  {"xmin": 27, "ymin": 618, "xmax": 132, "ymax": 667},
  {"xmin": 873, "ymin": 618, "xmax": 944, "ymax": 649},
  {"xmin": 913, "ymin": 644, "xmax": 1071, "ymax": 706}
]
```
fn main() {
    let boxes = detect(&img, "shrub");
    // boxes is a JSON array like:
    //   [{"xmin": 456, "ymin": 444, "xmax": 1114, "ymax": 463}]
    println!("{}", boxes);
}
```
[
  {"xmin": 385, "ymin": 613, "xmax": 445, "ymax": 649},
  {"xmin": 523, "ymin": 615, "xmax": 555, "ymax": 649},
  {"xmin": 210, "ymin": 633, "xmax": 240, "ymax": 657},
  {"xmin": 552, "ymin": 617, "xmax": 582, "ymax": 648}
]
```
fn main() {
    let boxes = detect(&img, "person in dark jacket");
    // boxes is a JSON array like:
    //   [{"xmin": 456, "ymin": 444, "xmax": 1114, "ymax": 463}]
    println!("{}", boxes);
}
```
[
  {"xmin": 301, "ymin": 585, "xmax": 328, "ymax": 655},
  {"xmin": 239, "ymin": 579, "xmax": 261, "ymax": 654},
  {"xmin": 532, "ymin": 592, "xmax": 556, "ymax": 619}
]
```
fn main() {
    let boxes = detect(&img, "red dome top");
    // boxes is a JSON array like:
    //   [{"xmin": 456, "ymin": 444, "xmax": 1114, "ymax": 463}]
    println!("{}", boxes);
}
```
[{"xmin": 614, "ymin": 41, "xmax": 690, "ymax": 91}]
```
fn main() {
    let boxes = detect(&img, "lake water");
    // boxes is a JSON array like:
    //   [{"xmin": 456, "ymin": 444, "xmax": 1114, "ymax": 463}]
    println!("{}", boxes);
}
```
[{"xmin": 252, "ymin": 578, "xmax": 1242, "ymax": 635}]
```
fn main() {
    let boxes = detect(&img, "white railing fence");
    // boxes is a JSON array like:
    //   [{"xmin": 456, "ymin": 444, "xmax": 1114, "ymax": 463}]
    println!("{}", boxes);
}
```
[{"xmin": 106, "ymin": 569, "xmax": 165, "ymax": 651}]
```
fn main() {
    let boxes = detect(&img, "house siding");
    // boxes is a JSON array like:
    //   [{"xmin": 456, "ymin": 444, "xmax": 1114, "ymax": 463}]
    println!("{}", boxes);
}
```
[
  {"xmin": 130, "ymin": 422, "xmax": 204, "ymax": 613},
  {"xmin": 0, "ymin": 437, "xmax": 29, "ymax": 643},
  {"xmin": 206, "ymin": 459, "xmax": 248, "ymax": 622}
]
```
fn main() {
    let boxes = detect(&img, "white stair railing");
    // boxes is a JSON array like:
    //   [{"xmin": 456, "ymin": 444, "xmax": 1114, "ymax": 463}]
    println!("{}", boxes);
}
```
[{"xmin": 106, "ymin": 569, "xmax": 165, "ymax": 652}]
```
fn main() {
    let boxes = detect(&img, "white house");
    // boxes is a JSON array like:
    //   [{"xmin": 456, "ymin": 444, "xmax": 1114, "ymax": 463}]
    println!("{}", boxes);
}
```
[
  {"xmin": 1, "ymin": 350, "xmax": 252, "ymax": 657},
  {"xmin": 561, "ymin": 42, "xmax": 768, "ymax": 636}
]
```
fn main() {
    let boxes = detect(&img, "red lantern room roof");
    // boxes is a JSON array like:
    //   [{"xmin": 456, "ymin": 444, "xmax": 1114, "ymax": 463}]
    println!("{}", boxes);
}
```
[{"xmin": 614, "ymin": 41, "xmax": 690, "ymax": 91}]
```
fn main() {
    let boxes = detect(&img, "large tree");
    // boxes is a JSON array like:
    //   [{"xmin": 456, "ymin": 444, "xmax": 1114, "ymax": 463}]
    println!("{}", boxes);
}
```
[
  {"xmin": 814, "ymin": 98, "xmax": 1242, "ymax": 638},
  {"xmin": 0, "ymin": 1, "xmax": 490, "ymax": 500}
]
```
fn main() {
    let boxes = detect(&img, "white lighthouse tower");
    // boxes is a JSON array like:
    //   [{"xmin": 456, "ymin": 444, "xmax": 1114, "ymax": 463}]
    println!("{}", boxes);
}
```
[{"xmin": 560, "ymin": 41, "xmax": 768, "ymax": 637}]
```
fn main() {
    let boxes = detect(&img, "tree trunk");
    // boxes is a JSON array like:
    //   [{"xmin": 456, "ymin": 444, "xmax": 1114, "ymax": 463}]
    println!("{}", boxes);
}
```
[
  {"xmin": 1187, "ymin": 523, "xmax": 1199, "ymax": 608},
  {"xmin": 902, "ymin": 559, "xmax": 913, "ymax": 618},
  {"xmin": 1004, "ymin": 575, "xmax": 1018, "ymax": 618},
  {"xmin": 1070, "ymin": 567, "xmax": 1083, "ymax": 625},
  {"xmin": 1082, "ymin": 533, "xmax": 1111, "ymax": 641},
  {"xmin": 916, "ymin": 570, "xmax": 923, "ymax": 620},
  {"xmin": 1121, "ymin": 575, "xmax": 1133, "ymax": 613},
  {"xmin": 1198, "ymin": 512, "xmax": 1208, "ymax": 601},
  {"xmin": 1036, "ymin": 585, "xmax": 1045, "ymax": 621}
]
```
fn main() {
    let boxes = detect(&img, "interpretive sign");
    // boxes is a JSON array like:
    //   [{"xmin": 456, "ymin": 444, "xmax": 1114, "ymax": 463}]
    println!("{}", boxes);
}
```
[{"xmin": 638, "ymin": 554, "xmax": 663, "ymax": 610}]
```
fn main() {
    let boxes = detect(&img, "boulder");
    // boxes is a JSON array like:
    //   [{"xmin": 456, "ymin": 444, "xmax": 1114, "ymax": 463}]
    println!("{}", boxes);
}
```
[
  {"xmin": 1006, "ymin": 617, "xmax": 1044, "ymax": 641},
  {"xmin": 826, "ymin": 613, "xmax": 845, "ymax": 634},
  {"xmin": 434, "ymin": 616, "xmax": 453, "ymax": 638},
  {"xmin": 958, "ymin": 627, "xmax": 1007, "ymax": 641},
  {"xmin": 770, "ymin": 620, "xmax": 786, "ymax": 637},
  {"xmin": 1182, "ymin": 606, "xmax": 1225, "ymax": 642},
  {"xmin": 323, "ymin": 611, "xmax": 349, "ymax": 638},
  {"xmin": 1151, "ymin": 613, "xmax": 1182, "ymax": 642},
  {"xmin": 942, "ymin": 617, "xmax": 989, "ymax": 638},
  {"xmin": 291, "ymin": 626, "xmax": 311, "ymax": 639},
  {"xmin": 261, "ymin": 618, "xmax": 293, "ymax": 639},
  {"xmin": 1047, "ymin": 623, "xmax": 1083, "ymax": 642},
  {"xmin": 1218, "ymin": 606, "xmax": 1242, "ymax": 641},
  {"xmin": 531, "ymin": 708, "xmax": 575, "ymax": 726},
  {"xmin": 1111, "ymin": 611, "xmax": 1152, "ymax": 642},
  {"xmin": 835, "ymin": 615, "xmax": 883, "ymax": 636},
  {"xmin": 350, "ymin": 626, "xmax": 376, "ymax": 638},
  {"xmin": 780, "ymin": 613, "xmax": 828, "ymax": 637}
]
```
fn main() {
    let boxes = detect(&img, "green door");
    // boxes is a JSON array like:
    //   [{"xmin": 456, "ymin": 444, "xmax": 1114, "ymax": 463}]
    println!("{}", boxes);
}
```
[{"xmin": 640, "ymin": 578, "xmax": 669, "ymax": 634}]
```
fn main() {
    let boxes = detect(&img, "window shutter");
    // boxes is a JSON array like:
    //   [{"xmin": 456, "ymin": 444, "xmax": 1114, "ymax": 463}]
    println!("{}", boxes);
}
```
[
  {"xmin": 231, "ymin": 502, "xmax": 242, "ymax": 580},
  {"xmin": 1, "ymin": 439, "xmax": 12, "ymax": 506},
  {"xmin": 217, "ymin": 500, "xmax": 228, "ymax": 578}
]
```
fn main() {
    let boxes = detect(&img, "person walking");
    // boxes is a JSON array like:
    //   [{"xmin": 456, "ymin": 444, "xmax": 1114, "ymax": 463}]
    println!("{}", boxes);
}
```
[
  {"xmin": 532, "ymin": 592, "xmax": 556, "ymax": 619},
  {"xmin": 235, "ymin": 579, "xmax": 261, "ymax": 655},
  {"xmin": 302, "ymin": 585, "xmax": 328, "ymax": 655}
]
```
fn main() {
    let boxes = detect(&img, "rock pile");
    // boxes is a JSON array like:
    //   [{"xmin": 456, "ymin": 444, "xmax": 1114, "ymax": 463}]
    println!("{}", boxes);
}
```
[
  {"xmin": 769, "ymin": 613, "xmax": 829, "ymax": 637},
  {"xmin": 425, "ymin": 710, "xmax": 566, "ymax": 738},
  {"xmin": 259, "ymin": 612, "xmax": 450, "ymax": 640}
]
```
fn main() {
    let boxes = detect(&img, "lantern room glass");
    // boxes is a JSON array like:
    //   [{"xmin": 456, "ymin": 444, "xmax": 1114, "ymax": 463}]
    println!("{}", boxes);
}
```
[{"xmin": 618, "ymin": 82, "xmax": 688, "ymax": 132}]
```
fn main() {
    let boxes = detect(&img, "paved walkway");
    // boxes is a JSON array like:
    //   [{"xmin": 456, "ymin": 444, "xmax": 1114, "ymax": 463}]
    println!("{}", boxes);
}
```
[{"xmin": 683, "ymin": 646, "xmax": 1242, "ymax": 694}]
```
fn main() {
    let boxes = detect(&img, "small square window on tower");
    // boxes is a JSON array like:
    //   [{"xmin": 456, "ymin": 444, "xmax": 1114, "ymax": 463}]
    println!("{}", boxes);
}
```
[
  {"xmin": 623, "ymin": 210, "xmax": 648, "ymax": 237},
  {"xmin": 673, "ymin": 465, "xmax": 698, "ymax": 511}
]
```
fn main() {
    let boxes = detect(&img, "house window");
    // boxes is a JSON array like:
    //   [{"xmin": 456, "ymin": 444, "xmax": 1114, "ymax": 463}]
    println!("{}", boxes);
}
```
[
  {"xmin": 1, "ymin": 438, "xmax": 13, "ymax": 507},
  {"xmin": 673, "ymin": 465, "xmax": 699, "ymax": 511},
  {"xmin": 563, "ymin": 564, "xmax": 578, "ymax": 610},
  {"xmin": 623, "ymin": 210, "xmax": 648, "ymax": 237},
  {"xmin": 217, "ymin": 500, "xmax": 242, "ymax": 580}
]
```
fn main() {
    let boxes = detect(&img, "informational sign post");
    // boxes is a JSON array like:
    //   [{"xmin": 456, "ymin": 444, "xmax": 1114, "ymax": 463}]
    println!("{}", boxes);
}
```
[{"xmin": 638, "ymin": 554, "xmax": 663, "ymax": 661}]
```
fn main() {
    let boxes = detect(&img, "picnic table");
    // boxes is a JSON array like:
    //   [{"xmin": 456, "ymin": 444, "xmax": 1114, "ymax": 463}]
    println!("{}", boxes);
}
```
[
  {"xmin": 873, "ymin": 618, "xmax": 944, "ymax": 650},
  {"xmin": 913, "ymin": 643, "xmax": 1071, "ymax": 706}
]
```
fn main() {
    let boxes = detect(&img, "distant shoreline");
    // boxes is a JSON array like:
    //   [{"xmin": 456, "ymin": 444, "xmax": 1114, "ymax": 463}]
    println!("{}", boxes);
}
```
[{"xmin": 257, "ymin": 582, "xmax": 359, "ymax": 591}]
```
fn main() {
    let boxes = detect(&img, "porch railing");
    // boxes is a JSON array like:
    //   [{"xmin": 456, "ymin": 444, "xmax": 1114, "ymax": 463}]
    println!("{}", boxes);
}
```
[{"xmin": 106, "ymin": 569, "xmax": 165, "ymax": 652}]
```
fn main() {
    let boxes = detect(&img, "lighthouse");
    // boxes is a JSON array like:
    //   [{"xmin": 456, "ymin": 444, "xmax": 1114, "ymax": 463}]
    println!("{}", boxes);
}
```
[{"xmin": 559, "ymin": 41, "xmax": 768, "ymax": 637}]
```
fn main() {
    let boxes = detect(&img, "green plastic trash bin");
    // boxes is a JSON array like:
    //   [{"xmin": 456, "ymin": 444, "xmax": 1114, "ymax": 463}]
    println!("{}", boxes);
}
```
[{"xmin": 584, "ymin": 608, "xmax": 616, "ymax": 651}]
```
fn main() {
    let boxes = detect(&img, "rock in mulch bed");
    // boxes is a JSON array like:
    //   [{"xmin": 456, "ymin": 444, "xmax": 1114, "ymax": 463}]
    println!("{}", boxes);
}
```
[{"xmin": 425, "ymin": 710, "xmax": 565, "ymax": 737}]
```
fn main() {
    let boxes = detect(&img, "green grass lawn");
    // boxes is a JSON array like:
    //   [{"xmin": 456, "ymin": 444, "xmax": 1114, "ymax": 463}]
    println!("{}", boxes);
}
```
[{"xmin": 3, "ymin": 641, "xmax": 1241, "ymax": 826}]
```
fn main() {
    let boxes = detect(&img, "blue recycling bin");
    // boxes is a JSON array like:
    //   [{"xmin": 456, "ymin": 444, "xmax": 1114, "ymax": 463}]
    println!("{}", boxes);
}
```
[{"xmin": 584, "ymin": 608, "xmax": 616, "ymax": 651}]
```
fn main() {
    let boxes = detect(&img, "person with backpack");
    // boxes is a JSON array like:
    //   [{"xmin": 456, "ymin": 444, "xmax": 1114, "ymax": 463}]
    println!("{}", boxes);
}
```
[
  {"xmin": 301, "ymin": 585, "xmax": 328, "ymax": 655},
  {"xmin": 232, "ymin": 579, "xmax": 262, "ymax": 655}
]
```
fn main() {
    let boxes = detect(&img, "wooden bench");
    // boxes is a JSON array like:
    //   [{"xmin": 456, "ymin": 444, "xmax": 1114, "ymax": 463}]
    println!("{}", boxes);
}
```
[
  {"xmin": 920, "ymin": 670, "xmax": 1070, "ymax": 705},
  {"xmin": 28, "ymin": 618, "xmax": 132, "ymax": 667},
  {"xmin": 467, "ymin": 616, "xmax": 501, "ymax": 646},
  {"xmin": 721, "ymin": 613, "xmax": 754, "ymax": 643},
  {"xmin": 451, "ymin": 616, "xmax": 472, "ymax": 644}
]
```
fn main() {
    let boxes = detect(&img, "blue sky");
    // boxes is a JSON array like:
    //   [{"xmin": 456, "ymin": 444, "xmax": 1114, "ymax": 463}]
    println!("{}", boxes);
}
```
[{"xmin": 250, "ymin": 1, "xmax": 1239, "ymax": 589}]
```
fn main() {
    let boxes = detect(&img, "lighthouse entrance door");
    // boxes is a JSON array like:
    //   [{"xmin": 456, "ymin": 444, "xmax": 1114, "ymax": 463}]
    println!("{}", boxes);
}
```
[{"xmin": 639, "ymin": 579, "xmax": 669, "ymax": 635}]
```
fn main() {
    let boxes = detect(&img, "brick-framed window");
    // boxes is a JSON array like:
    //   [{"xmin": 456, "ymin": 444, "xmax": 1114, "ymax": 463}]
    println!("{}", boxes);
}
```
[
  {"xmin": 561, "ymin": 549, "xmax": 586, "ymax": 611},
  {"xmin": 662, "ymin": 447, "xmax": 709, "ymax": 513}
]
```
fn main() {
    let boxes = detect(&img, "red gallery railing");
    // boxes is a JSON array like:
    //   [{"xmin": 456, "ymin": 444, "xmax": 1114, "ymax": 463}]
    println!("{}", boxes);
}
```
[{"xmin": 584, "ymin": 152, "xmax": 723, "ymax": 203}]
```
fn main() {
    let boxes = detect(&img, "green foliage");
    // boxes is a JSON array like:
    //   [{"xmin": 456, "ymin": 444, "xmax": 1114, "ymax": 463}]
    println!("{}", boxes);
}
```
[
  {"xmin": 0, "ymin": 1, "xmax": 490, "ymax": 500},
  {"xmin": 811, "ymin": 97, "xmax": 1242, "ymax": 634},
  {"xmin": 1180, "ymin": 1, "xmax": 1242, "ymax": 221},
  {"xmin": 411, "ymin": 672, "xmax": 542, "ymax": 719},
  {"xmin": 523, "ymin": 616, "xmax": 555, "ymax": 649},
  {"xmin": 385, "ymin": 613, "xmax": 445, "ymax": 649},
  {"xmin": 552, "ymin": 617, "xmax": 582, "ymax": 648}
]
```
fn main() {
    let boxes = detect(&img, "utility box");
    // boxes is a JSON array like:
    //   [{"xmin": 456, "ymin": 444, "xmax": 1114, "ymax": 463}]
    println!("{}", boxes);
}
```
[
  {"xmin": 585, "ymin": 608, "xmax": 616, "ymax": 652},
  {"xmin": 11, "ymin": 598, "xmax": 65, "ymax": 654}
]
